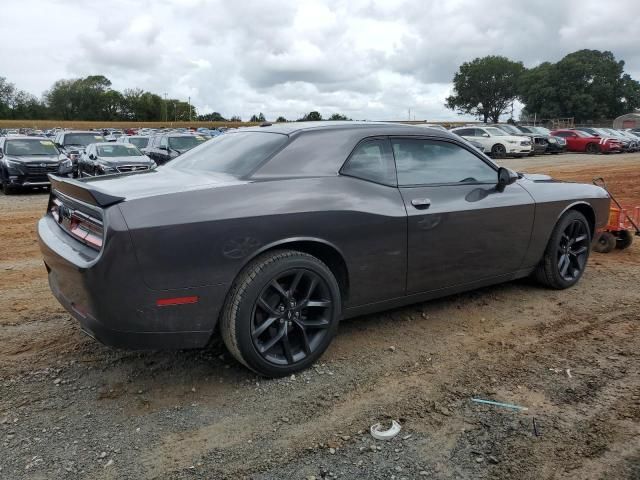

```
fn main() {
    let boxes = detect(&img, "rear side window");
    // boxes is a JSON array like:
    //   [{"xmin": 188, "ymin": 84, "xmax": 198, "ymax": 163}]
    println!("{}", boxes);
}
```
[
  {"xmin": 392, "ymin": 138, "xmax": 496, "ymax": 186},
  {"xmin": 341, "ymin": 139, "xmax": 396, "ymax": 186},
  {"xmin": 168, "ymin": 131, "xmax": 288, "ymax": 177}
]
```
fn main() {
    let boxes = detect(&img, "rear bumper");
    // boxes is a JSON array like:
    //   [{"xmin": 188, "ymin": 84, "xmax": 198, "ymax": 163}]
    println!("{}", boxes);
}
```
[{"xmin": 38, "ymin": 214, "xmax": 228, "ymax": 350}]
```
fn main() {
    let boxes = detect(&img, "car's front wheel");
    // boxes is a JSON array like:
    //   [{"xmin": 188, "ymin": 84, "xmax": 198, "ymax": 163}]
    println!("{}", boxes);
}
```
[
  {"xmin": 535, "ymin": 210, "xmax": 591, "ymax": 289},
  {"xmin": 220, "ymin": 250, "xmax": 341, "ymax": 377}
]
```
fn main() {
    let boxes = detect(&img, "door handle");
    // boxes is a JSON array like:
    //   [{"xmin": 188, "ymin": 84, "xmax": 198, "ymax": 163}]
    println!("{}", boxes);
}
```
[{"xmin": 411, "ymin": 198, "xmax": 431, "ymax": 209}]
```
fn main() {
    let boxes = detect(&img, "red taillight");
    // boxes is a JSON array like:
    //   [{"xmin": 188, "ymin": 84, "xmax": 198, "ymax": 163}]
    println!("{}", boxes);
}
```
[
  {"xmin": 50, "ymin": 196, "xmax": 104, "ymax": 251},
  {"xmin": 156, "ymin": 296, "xmax": 199, "ymax": 307}
]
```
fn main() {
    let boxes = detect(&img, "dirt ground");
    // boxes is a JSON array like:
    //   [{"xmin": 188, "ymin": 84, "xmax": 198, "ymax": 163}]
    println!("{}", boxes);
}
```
[{"xmin": 1, "ymin": 153, "xmax": 639, "ymax": 480}]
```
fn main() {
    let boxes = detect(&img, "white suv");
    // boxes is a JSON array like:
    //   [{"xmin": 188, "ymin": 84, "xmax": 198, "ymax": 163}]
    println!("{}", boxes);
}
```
[{"xmin": 451, "ymin": 126, "xmax": 532, "ymax": 157}]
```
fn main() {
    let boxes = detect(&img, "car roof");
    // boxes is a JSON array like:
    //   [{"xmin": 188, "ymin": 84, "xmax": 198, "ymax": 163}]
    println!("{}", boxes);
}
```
[
  {"xmin": 237, "ymin": 121, "xmax": 459, "ymax": 139},
  {"xmin": 4, "ymin": 135, "xmax": 51, "ymax": 141},
  {"xmin": 94, "ymin": 142, "xmax": 140, "ymax": 147}
]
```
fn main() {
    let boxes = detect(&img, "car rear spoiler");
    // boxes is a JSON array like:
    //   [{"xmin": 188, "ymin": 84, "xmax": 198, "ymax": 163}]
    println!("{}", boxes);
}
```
[{"xmin": 48, "ymin": 175, "xmax": 125, "ymax": 208}]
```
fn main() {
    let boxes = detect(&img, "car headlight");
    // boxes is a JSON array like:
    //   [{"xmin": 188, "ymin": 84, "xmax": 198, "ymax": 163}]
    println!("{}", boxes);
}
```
[
  {"xmin": 506, "ymin": 140, "xmax": 518, "ymax": 144},
  {"xmin": 4, "ymin": 158, "xmax": 23, "ymax": 167},
  {"xmin": 548, "ymin": 137, "xmax": 557, "ymax": 143},
  {"xmin": 61, "ymin": 158, "xmax": 72, "ymax": 168},
  {"xmin": 150, "ymin": 161, "xmax": 157, "ymax": 169},
  {"xmin": 97, "ymin": 164, "xmax": 116, "ymax": 173}
]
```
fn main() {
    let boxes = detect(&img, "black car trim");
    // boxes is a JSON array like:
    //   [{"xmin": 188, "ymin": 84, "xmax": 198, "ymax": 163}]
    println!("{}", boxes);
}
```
[{"xmin": 49, "ymin": 175, "xmax": 125, "ymax": 208}]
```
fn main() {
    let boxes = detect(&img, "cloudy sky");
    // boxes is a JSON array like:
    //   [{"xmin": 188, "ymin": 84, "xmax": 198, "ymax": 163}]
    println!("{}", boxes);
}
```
[{"xmin": 2, "ymin": 0, "xmax": 640, "ymax": 121}]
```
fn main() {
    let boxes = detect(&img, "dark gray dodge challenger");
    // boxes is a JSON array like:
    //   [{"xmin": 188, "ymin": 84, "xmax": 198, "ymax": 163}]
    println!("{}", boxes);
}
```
[{"xmin": 38, "ymin": 122, "xmax": 610, "ymax": 377}]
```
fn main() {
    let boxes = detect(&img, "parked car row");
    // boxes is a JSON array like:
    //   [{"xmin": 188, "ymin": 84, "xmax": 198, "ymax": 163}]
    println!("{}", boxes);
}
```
[
  {"xmin": 436, "ymin": 123, "xmax": 640, "ymax": 158},
  {"xmin": 0, "ymin": 128, "xmax": 215, "ymax": 193}
]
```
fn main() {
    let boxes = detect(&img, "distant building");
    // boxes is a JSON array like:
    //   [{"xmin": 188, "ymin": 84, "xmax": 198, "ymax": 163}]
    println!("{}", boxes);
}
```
[{"xmin": 613, "ymin": 111, "xmax": 640, "ymax": 129}]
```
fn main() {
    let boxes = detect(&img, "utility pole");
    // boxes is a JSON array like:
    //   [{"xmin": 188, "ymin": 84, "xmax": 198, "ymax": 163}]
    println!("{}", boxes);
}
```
[{"xmin": 164, "ymin": 93, "xmax": 167, "ymax": 122}]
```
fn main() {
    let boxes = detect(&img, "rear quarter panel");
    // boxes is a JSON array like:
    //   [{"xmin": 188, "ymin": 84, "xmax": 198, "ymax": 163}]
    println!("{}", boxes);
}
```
[
  {"xmin": 118, "ymin": 176, "xmax": 408, "ymax": 308},
  {"xmin": 518, "ymin": 179, "xmax": 610, "ymax": 268}
]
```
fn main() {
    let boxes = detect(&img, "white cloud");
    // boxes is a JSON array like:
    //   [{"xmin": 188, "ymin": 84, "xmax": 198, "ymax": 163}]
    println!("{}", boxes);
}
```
[{"xmin": 1, "ymin": 0, "xmax": 639, "ymax": 121}]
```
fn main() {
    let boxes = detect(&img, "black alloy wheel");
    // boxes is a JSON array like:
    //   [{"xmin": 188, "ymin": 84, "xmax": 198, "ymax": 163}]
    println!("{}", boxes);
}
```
[
  {"xmin": 585, "ymin": 143, "xmax": 599, "ymax": 154},
  {"xmin": 556, "ymin": 219, "xmax": 590, "ymax": 282},
  {"xmin": 251, "ymin": 269, "xmax": 332, "ymax": 366},
  {"xmin": 535, "ymin": 210, "xmax": 591, "ymax": 289},
  {"xmin": 220, "ymin": 250, "xmax": 341, "ymax": 377},
  {"xmin": 491, "ymin": 144, "xmax": 506, "ymax": 158}
]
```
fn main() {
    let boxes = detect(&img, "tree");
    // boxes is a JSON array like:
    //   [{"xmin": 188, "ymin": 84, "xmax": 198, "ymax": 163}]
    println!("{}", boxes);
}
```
[
  {"xmin": 275, "ymin": 116, "xmax": 287, "ymax": 122},
  {"xmin": 198, "ymin": 112, "xmax": 227, "ymax": 121},
  {"xmin": 250, "ymin": 112, "xmax": 266, "ymax": 122},
  {"xmin": 519, "ymin": 50, "xmax": 640, "ymax": 122},
  {"xmin": 328, "ymin": 113, "xmax": 349, "ymax": 120},
  {"xmin": 299, "ymin": 111, "xmax": 322, "ymax": 121},
  {"xmin": 229, "ymin": 115, "xmax": 242, "ymax": 122},
  {"xmin": 446, "ymin": 56, "xmax": 524, "ymax": 123}
]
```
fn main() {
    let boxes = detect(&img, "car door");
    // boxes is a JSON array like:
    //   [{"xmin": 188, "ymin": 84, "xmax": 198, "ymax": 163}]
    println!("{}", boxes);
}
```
[
  {"xmin": 159, "ymin": 136, "xmax": 171, "ymax": 164},
  {"xmin": 391, "ymin": 137, "xmax": 535, "ymax": 294}
]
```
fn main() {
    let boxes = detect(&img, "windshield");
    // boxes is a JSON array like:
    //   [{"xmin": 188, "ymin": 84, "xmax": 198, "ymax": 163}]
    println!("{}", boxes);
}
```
[
  {"xmin": 496, "ymin": 125, "xmax": 519, "ymax": 135},
  {"xmin": 128, "ymin": 137, "xmax": 148, "ymax": 149},
  {"xmin": 5, "ymin": 139, "xmax": 59, "ymax": 156},
  {"xmin": 168, "ymin": 135, "xmax": 208, "ymax": 151},
  {"xmin": 64, "ymin": 133, "xmax": 104, "ymax": 146},
  {"xmin": 484, "ymin": 127, "xmax": 507, "ymax": 136},
  {"xmin": 574, "ymin": 130, "xmax": 592, "ymax": 138},
  {"xmin": 169, "ymin": 131, "xmax": 288, "ymax": 177},
  {"xmin": 97, "ymin": 144, "xmax": 143, "ymax": 157},
  {"xmin": 533, "ymin": 127, "xmax": 551, "ymax": 135}
]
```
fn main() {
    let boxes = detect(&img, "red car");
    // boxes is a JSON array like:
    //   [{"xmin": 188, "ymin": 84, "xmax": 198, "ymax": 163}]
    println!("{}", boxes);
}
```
[{"xmin": 551, "ymin": 129, "xmax": 622, "ymax": 154}]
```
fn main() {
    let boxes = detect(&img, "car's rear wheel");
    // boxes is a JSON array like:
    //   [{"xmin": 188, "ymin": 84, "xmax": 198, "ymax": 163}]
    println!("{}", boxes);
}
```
[
  {"xmin": 220, "ymin": 250, "xmax": 341, "ymax": 377},
  {"xmin": 491, "ymin": 143, "xmax": 506, "ymax": 158},
  {"xmin": 585, "ymin": 143, "xmax": 599, "ymax": 154},
  {"xmin": 535, "ymin": 210, "xmax": 591, "ymax": 289},
  {"xmin": 593, "ymin": 232, "xmax": 616, "ymax": 253}
]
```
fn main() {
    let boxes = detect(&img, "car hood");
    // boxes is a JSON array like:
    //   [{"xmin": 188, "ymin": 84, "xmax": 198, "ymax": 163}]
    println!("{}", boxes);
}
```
[
  {"xmin": 80, "ymin": 167, "xmax": 247, "ymax": 201},
  {"xmin": 98, "ymin": 156, "xmax": 152, "ymax": 165},
  {"xmin": 5, "ymin": 154, "xmax": 60, "ymax": 163}
]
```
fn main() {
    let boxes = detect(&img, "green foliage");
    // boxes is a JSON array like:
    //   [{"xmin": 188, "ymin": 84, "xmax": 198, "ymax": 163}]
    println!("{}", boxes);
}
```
[
  {"xmin": 446, "ymin": 56, "xmax": 525, "ymax": 123},
  {"xmin": 328, "ymin": 113, "xmax": 350, "ymax": 120},
  {"xmin": 250, "ymin": 112, "xmax": 266, "ymax": 122},
  {"xmin": 275, "ymin": 116, "xmax": 287, "ymax": 122},
  {"xmin": 299, "ymin": 111, "xmax": 322, "ymax": 121},
  {"xmin": 519, "ymin": 50, "xmax": 640, "ymax": 121},
  {"xmin": 198, "ymin": 112, "xmax": 227, "ymax": 121},
  {"xmin": 229, "ymin": 115, "xmax": 242, "ymax": 122}
]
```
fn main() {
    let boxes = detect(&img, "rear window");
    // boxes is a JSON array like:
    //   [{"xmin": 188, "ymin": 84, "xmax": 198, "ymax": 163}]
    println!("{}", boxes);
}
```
[
  {"xmin": 64, "ymin": 133, "xmax": 104, "ymax": 145},
  {"xmin": 168, "ymin": 132, "xmax": 288, "ymax": 177},
  {"xmin": 128, "ymin": 137, "xmax": 148, "ymax": 149},
  {"xmin": 168, "ymin": 135, "xmax": 208, "ymax": 151}
]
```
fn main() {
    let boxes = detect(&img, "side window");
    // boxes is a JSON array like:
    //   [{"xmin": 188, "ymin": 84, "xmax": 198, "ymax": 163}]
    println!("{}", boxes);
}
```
[
  {"xmin": 474, "ymin": 128, "xmax": 488, "ymax": 137},
  {"xmin": 454, "ymin": 128, "xmax": 472, "ymax": 136},
  {"xmin": 160, "ymin": 136, "xmax": 168, "ymax": 148},
  {"xmin": 392, "ymin": 138, "xmax": 496, "ymax": 186},
  {"xmin": 341, "ymin": 139, "xmax": 396, "ymax": 186}
]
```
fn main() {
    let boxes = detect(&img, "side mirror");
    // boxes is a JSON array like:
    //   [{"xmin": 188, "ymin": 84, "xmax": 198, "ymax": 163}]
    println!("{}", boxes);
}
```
[
  {"xmin": 482, "ymin": 133, "xmax": 490, "ymax": 137},
  {"xmin": 89, "ymin": 153, "xmax": 96, "ymax": 160},
  {"xmin": 497, "ymin": 167, "xmax": 518, "ymax": 191}
]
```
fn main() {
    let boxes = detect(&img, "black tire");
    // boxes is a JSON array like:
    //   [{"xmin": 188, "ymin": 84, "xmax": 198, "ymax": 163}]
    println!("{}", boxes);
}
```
[
  {"xmin": 535, "ymin": 210, "xmax": 592, "ymax": 289},
  {"xmin": 615, "ymin": 230, "xmax": 633, "ymax": 250},
  {"xmin": 491, "ymin": 143, "xmax": 506, "ymax": 158},
  {"xmin": 220, "ymin": 249, "xmax": 341, "ymax": 377},
  {"xmin": 1, "ymin": 179, "xmax": 17, "ymax": 195},
  {"xmin": 585, "ymin": 143, "xmax": 599, "ymax": 154},
  {"xmin": 592, "ymin": 231, "xmax": 616, "ymax": 254}
]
